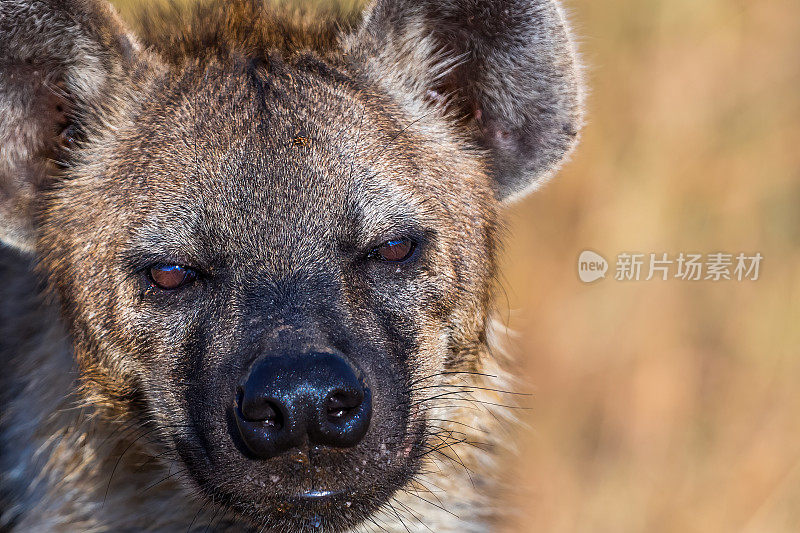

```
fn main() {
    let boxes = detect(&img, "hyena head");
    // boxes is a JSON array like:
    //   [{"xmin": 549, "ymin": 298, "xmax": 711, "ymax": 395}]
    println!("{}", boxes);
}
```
[{"xmin": 0, "ymin": 0, "xmax": 581, "ymax": 529}]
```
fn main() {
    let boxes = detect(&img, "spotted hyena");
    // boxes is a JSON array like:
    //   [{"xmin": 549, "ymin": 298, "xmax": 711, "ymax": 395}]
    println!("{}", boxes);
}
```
[{"xmin": 0, "ymin": 0, "xmax": 582, "ymax": 530}]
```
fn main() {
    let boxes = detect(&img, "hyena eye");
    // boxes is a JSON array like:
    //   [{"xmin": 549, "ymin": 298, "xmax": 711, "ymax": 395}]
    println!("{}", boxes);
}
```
[
  {"xmin": 148, "ymin": 265, "xmax": 197, "ymax": 290},
  {"xmin": 371, "ymin": 238, "xmax": 416, "ymax": 263}
]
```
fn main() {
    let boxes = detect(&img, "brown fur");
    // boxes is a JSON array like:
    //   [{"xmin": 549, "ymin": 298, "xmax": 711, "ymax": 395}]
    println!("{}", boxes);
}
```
[{"xmin": 0, "ymin": 0, "xmax": 583, "ymax": 530}]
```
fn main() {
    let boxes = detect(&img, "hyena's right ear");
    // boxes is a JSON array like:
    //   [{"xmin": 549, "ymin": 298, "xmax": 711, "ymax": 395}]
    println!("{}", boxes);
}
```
[
  {"xmin": 347, "ymin": 0, "xmax": 584, "ymax": 203},
  {"xmin": 0, "ymin": 0, "xmax": 140, "ymax": 252}
]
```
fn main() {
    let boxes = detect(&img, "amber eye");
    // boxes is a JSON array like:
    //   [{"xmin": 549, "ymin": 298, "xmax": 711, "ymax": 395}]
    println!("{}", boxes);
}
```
[
  {"xmin": 373, "ymin": 238, "xmax": 416, "ymax": 263},
  {"xmin": 148, "ymin": 265, "xmax": 197, "ymax": 290}
]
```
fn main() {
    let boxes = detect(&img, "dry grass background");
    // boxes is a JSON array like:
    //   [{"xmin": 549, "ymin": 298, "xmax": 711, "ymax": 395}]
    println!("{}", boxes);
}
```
[
  {"xmin": 497, "ymin": 1, "xmax": 800, "ymax": 531},
  {"xmin": 110, "ymin": 1, "xmax": 800, "ymax": 531}
]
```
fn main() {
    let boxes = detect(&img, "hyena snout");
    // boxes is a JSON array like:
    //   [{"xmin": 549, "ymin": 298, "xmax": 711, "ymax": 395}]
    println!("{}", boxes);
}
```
[{"xmin": 234, "ymin": 352, "xmax": 373, "ymax": 459}]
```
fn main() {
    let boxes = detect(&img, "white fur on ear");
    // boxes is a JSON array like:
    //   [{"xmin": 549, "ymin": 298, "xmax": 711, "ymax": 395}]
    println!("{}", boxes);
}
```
[
  {"xmin": 0, "ymin": 0, "xmax": 139, "ymax": 251},
  {"xmin": 348, "ymin": 0, "xmax": 584, "ymax": 202}
]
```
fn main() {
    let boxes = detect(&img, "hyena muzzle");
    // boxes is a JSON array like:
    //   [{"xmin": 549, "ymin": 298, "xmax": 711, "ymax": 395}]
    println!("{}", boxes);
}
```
[{"xmin": 0, "ymin": 0, "xmax": 582, "ymax": 530}]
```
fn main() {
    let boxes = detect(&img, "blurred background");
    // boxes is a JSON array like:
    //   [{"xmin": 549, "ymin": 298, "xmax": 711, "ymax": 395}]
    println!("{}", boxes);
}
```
[
  {"xmin": 496, "ymin": 0, "xmax": 800, "ymax": 531},
  {"xmin": 111, "ymin": 1, "xmax": 800, "ymax": 531}
]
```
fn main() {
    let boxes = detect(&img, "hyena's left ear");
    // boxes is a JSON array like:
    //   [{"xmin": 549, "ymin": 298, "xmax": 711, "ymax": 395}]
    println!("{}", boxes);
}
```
[
  {"xmin": 0, "ymin": 0, "xmax": 141, "ymax": 251},
  {"xmin": 347, "ymin": 0, "xmax": 584, "ymax": 202}
]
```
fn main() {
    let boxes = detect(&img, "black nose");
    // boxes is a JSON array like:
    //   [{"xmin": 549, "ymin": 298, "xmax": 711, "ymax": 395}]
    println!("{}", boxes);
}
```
[{"xmin": 234, "ymin": 352, "xmax": 372, "ymax": 459}]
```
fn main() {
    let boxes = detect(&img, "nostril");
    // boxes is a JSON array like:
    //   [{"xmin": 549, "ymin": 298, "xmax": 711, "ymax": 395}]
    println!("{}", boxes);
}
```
[
  {"xmin": 237, "ymin": 388, "xmax": 284, "ymax": 429},
  {"xmin": 326, "ymin": 391, "xmax": 361, "ymax": 421},
  {"xmin": 312, "ymin": 383, "xmax": 371, "ymax": 449},
  {"xmin": 260, "ymin": 403, "xmax": 283, "ymax": 429}
]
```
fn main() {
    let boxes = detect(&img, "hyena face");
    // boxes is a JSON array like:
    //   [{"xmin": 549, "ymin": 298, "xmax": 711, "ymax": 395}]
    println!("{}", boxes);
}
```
[
  {"xmin": 42, "ymin": 59, "xmax": 499, "ymax": 525},
  {"xmin": 0, "ymin": 0, "xmax": 581, "ymax": 530}
]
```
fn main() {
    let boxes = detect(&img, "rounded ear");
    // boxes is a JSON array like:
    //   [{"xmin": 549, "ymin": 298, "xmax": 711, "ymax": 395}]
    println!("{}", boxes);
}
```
[
  {"xmin": 0, "ymin": 0, "xmax": 140, "ymax": 251},
  {"xmin": 346, "ymin": 0, "xmax": 584, "ymax": 202}
]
